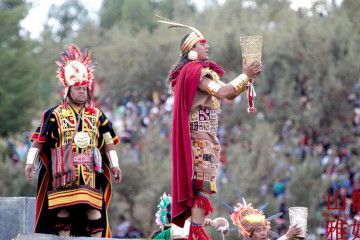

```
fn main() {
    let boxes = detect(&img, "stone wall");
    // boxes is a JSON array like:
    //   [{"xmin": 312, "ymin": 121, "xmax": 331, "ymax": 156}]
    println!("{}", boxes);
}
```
[{"xmin": 0, "ymin": 197, "xmax": 36, "ymax": 240}]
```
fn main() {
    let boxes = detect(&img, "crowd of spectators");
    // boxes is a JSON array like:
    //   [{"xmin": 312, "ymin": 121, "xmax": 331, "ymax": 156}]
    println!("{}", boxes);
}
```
[{"xmin": 2, "ymin": 79, "xmax": 359, "ymax": 238}]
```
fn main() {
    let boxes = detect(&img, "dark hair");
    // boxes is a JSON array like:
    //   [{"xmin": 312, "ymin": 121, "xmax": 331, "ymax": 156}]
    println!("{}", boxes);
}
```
[{"xmin": 166, "ymin": 33, "xmax": 193, "ymax": 85}]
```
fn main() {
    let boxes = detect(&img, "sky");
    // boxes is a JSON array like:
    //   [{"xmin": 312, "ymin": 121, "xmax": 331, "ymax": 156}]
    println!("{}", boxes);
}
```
[
  {"xmin": 20, "ymin": 0, "xmax": 326, "ymax": 39},
  {"xmin": 21, "ymin": 0, "xmax": 102, "ymax": 38}
]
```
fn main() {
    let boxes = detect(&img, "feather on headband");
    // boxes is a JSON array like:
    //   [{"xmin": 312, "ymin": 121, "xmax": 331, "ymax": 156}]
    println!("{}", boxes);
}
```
[{"xmin": 156, "ymin": 15, "xmax": 206, "ymax": 53}]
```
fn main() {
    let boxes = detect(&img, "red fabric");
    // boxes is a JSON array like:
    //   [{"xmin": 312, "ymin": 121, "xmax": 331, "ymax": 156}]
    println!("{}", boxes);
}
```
[
  {"xmin": 34, "ymin": 152, "xmax": 50, "ymax": 232},
  {"xmin": 247, "ymin": 82, "xmax": 256, "ymax": 113},
  {"xmin": 188, "ymin": 224, "xmax": 211, "ymax": 240},
  {"xmin": 193, "ymin": 195, "xmax": 214, "ymax": 216},
  {"xmin": 85, "ymin": 106, "xmax": 96, "ymax": 115},
  {"xmin": 171, "ymin": 60, "xmax": 224, "ymax": 227}
]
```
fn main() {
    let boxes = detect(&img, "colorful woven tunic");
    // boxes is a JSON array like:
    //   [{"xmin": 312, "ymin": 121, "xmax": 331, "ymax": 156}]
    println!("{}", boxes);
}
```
[
  {"xmin": 189, "ymin": 76, "xmax": 221, "ymax": 194},
  {"xmin": 171, "ymin": 60, "xmax": 224, "ymax": 227},
  {"xmin": 31, "ymin": 101, "xmax": 119, "ymax": 236}
]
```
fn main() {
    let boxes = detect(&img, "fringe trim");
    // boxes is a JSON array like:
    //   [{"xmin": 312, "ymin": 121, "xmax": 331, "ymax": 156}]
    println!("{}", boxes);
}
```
[
  {"xmin": 188, "ymin": 224, "xmax": 211, "ymax": 240},
  {"xmin": 53, "ymin": 223, "xmax": 71, "ymax": 232},
  {"xmin": 87, "ymin": 227, "xmax": 104, "ymax": 234},
  {"xmin": 193, "ymin": 194, "xmax": 214, "ymax": 216}
]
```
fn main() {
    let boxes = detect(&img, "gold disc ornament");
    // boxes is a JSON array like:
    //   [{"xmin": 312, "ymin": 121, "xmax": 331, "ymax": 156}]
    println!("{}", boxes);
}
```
[{"xmin": 74, "ymin": 131, "xmax": 91, "ymax": 148}]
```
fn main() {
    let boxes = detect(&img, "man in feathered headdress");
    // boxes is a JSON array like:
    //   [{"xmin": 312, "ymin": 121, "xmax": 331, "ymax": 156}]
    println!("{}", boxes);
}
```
[
  {"xmin": 158, "ymin": 16, "xmax": 262, "ymax": 239},
  {"xmin": 24, "ymin": 44, "xmax": 122, "ymax": 237},
  {"xmin": 231, "ymin": 201, "xmax": 301, "ymax": 240}
]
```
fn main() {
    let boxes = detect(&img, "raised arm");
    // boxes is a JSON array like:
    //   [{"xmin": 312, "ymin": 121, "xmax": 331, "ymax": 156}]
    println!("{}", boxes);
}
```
[{"xmin": 198, "ymin": 61, "xmax": 262, "ymax": 100}]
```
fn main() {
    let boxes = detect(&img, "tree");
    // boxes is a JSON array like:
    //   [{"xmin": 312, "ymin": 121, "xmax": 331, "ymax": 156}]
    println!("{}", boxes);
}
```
[
  {"xmin": 287, "ymin": 162, "xmax": 329, "ymax": 229},
  {"xmin": 121, "ymin": 0, "xmax": 155, "ymax": 32},
  {"xmin": 0, "ymin": 0, "xmax": 45, "ymax": 135},
  {"xmin": 1, "ymin": 1, "xmax": 359, "ymax": 238},
  {"xmin": 99, "ymin": 0, "xmax": 124, "ymax": 29},
  {"xmin": 46, "ymin": 0, "xmax": 89, "ymax": 41},
  {"xmin": 109, "ymin": 126, "xmax": 171, "ymax": 233},
  {"xmin": 100, "ymin": 0, "xmax": 155, "ymax": 32},
  {"xmin": 99, "ymin": 0, "xmax": 196, "ymax": 33}
]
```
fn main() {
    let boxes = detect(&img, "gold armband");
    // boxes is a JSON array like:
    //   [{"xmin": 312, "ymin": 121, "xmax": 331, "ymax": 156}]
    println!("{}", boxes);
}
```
[
  {"xmin": 107, "ymin": 150, "xmax": 119, "ymax": 168},
  {"xmin": 202, "ymin": 67, "xmax": 225, "ymax": 96},
  {"xmin": 229, "ymin": 74, "xmax": 249, "ymax": 94},
  {"xmin": 207, "ymin": 81, "xmax": 222, "ymax": 95}
]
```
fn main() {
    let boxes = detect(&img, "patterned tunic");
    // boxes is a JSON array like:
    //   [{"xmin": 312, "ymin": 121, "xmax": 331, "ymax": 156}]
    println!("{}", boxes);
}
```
[
  {"xmin": 189, "ymin": 68, "xmax": 222, "ymax": 194},
  {"xmin": 31, "ymin": 101, "xmax": 119, "ymax": 210}
]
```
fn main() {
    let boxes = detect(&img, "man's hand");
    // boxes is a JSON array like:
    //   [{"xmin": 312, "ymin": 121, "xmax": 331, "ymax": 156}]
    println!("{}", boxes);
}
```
[
  {"xmin": 204, "ymin": 218, "xmax": 213, "ymax": 226},
  {"xmin": 285, "ymin": 225, "xmax": 302, "ymax": 240},
  {"xmin": 25, "ymin": 163, "xmax": 35, "ymax": 182},
  {"xmin": 243, "ymin": 61, "xmax": 262, "ymax": 79},
  {"xmin": 111, "ymin": 166, "xmax": 122, "ymax": 184}
]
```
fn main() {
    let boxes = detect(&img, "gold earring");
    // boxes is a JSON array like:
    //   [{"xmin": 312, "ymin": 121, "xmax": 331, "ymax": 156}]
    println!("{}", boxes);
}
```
[{"xmin": 188, "ymin": 50, "xmax": 198, "ymax": 61}]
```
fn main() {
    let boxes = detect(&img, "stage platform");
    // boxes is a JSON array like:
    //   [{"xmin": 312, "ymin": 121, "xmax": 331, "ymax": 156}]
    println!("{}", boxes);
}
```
[{"xmin": 15, "ymin": 233, "xmax": 146, "ymax": 240}]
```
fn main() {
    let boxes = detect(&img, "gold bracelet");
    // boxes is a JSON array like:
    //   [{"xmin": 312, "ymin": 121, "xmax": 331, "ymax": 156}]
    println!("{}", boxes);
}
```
[
  {"xmin": 229, "ymin": 74, "xmax": 249, "ymax": 94},
  {"xmin": 107, "ymin": 150, "xmax": 119, "ymax": 168},
  {"xmin": 26, "ymin": 147, "xmax": 39, "ymax": 164},
  {"xmin": 207, "ymin": 81, "xmax": 222, "ymax": 95}
]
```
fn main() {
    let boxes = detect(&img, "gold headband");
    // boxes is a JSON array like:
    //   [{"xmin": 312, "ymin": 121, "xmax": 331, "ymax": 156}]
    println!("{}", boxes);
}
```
[
  {"xmin": 156, "ymin": 15, "xmax": 206, "ymax": 53},
  {"xmin": 231, "ymin": 199, "xmax": 270, "ymax": 238},
  {"xmin": 181, "ymin": 32, "xmax": 202, "ymax": 52}
]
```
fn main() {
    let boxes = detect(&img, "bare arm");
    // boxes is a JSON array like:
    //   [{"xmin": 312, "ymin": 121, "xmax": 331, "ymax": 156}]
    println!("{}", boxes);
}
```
[
  {"xmin": 198, "ymin": 61, "xmax": 262, "ymax": 100},
  {"xmin": 103, "ymin": 133, "xmax": 122, "ymax": 184},
  {"xmin": 198, "ymin": 76, "xmax": 245, "ymax": 100}
]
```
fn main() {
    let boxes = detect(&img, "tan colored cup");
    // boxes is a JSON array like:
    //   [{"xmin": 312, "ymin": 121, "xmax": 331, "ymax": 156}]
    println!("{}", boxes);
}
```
[
  {"xmin": 289, "ymin": 207, "xmax": 308, "ymax": 238},
  {"xmin": 240, "ymin": 36, "xmax": 263, "ymax": 66}
]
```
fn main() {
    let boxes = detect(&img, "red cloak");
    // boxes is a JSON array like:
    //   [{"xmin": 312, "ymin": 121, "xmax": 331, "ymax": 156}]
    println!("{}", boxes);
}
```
[{"xmin": 171, "ymin": 60, "xmax": 224, "ymax": 227}]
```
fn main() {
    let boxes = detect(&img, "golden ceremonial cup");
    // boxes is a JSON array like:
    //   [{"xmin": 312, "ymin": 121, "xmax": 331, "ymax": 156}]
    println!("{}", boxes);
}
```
[
  {"xmin": 289, "ymin": 207, "xmax": 308, "ymax": 239},
  {"xmin": 211, "ymin": 217, "xmax": 230, "ymax": 234},
  {"xmin": 240, "ymin": 36, "xmax": 262, "ymax": 66}
]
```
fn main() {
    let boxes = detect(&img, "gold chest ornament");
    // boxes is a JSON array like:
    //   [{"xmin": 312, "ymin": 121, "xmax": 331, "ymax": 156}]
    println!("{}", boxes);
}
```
[{"xmin": 74, "ymin": 131, "xmax": 90, "ymax": 148}]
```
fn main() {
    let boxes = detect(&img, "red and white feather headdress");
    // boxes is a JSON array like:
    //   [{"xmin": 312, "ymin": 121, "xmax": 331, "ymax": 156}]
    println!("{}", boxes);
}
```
[{"xmin": 55, "ymin": 44, "xmax": 96, "ymax": 98}]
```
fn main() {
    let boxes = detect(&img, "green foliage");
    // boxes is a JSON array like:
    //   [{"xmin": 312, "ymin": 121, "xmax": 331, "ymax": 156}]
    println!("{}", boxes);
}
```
[
  {"xmin": 109, "ymin": 126, "xmax": 171, "ymax": 233},
  {"xmin": 1, "ymin": 0, "xmax": 359, "ymax": 237},
  {"xmin": 84, "ymin": 25, "xmax": 178, "ymax": 100},
  {"xmin": 100, "ymin": 0, "xmax": 125, "ymax": 29},
  {"xmin": 99, "ymin": 0, "xmax": 195, "ymax": 31},
  {"xmin": 209, "ymin": 121, "xmax": 280, "ymax": 238},
  {"xmin": 0, "ymin": 0, "xmax": 46, "ymax": 135},
  {"xmin": 0, "ymin": 0, "xmax": 26, "ymax": 43},
  {"xmin": 217, "ymin": 121, "xmax": 279, "ymax": 207},
  {"xmin": 0, "ymin": 161, "xmax": 36, "ymax": 196},
  {"xmin": 47, "ymin": 0, "xmax": 89, "ymax": 41},
  {"xmin": 287, "ymin": 161, "xmax": 329, "ymax": 228},
  {"xmin": 100, "ymin": 0, "xmax": 171, "ymax": 32},
  {"xmin": 121, "ymin": 0, "xmax": 155, "ymax": 32}
]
